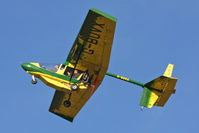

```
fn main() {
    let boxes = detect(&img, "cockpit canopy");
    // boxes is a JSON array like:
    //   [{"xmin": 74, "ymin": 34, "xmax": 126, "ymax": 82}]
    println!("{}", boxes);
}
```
[
  {"xmin": 38, "ymin": 63, "xmax": 86, "ymax": 81},
  {"xmin": 39, "ymin": 63, "xmax": 60, "ymax": 72}
]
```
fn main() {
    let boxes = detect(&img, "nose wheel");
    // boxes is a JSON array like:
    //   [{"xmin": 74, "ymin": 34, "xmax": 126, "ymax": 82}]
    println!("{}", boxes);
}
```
[
  {"xmin": 71, "ymin": 84, "xmax": 78, "ymax": 91},
  {"xmin": 31, "ymin": 75, "xmax": 37, "ymax": 84}
]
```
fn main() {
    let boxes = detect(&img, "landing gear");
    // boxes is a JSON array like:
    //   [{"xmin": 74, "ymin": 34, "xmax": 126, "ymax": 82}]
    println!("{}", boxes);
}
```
[
  {"xmin": 71, "ymin": 84, "xmax": 78, "ymax": 91},
  {"xmin": 64, "ymin": 93, "xmax": 72, "ymax": 107},
  {"xmin": 31, "ymin": 75, "xmax": 37, "ymax": 84},
  {"xmin": 64, "ymin": 100, "xmax": 71, "ymax": 107}
]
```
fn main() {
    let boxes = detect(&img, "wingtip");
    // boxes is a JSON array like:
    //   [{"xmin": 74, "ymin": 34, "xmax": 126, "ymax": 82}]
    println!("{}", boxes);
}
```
[
  {"xmin": 89, "ymin": 8, "xmax": 117, "ymax": 22},
  {"xmin": 49, "ymin": 111, "xmax": 74, "ymax": 122}
]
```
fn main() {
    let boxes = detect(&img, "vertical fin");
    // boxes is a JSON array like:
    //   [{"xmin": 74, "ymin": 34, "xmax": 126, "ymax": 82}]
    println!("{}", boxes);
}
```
[{"xmin": 163, "ymin": 64, "xmax": 174, "ymax": 77}]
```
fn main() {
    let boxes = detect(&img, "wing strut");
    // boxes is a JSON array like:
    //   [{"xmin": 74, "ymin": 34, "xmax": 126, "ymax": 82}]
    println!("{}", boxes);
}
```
[{"xmin": 69, "ymin": 42, "xmax": 86, "ymax": 81}]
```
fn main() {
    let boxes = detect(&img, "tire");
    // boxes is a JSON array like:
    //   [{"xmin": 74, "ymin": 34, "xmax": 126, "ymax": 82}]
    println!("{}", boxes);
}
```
[
  {"xmin": 71, "ymin": 84, "xmax": 78, "ymax": 91},
  {"xmin": 31, "ymin": 79, "xmax": 37, "ymax": 84},
  {"xmin": 64, "ymin": 100, "xmax": 71, "ymax": 107}
]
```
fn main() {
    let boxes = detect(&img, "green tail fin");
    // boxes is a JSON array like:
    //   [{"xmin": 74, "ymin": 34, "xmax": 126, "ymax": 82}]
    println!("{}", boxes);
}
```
[{"xmin": 140, "ymin": 87, "xmax": 158, "ymax": 108}]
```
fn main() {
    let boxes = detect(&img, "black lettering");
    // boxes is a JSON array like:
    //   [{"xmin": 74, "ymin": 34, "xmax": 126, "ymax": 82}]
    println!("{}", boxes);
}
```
[
  {"xmin": 90, "ymin": 32, "xmax": 100, "ymax": 39},
  {"xmin": 91, "ymin": 27, "xmax": 102, "ymax": 33},
  {"xmin": 95, "ymin": 23, "xmax": 105, "ymax": 29},
  {"xmin": 83, "ymin": 48, "xmax": 94, "ymax": 54},
  {"xmin": 87, "ymin": 38, "xmax": 98, "ymax": 44}
]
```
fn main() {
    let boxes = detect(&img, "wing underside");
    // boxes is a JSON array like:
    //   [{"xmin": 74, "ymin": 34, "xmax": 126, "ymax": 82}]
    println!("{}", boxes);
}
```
[
  {"xmin": 66, "ymin": 8, "xmax": 116, "ymax": 89},
  {"xmin": 49, "ymin": 89, "xmax": 94, "ymax": 122},
  {"xmin": 50, "ymin": 9, "xmax": 117, "ymax": 122}
]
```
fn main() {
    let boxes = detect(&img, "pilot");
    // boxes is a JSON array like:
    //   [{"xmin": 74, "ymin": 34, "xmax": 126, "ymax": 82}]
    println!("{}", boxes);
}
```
[
  {"xmin": 54, "ymin": 65, "xmax": 59, "ymax": 72},
  {"xmin": 66, "ymin": 69, "xmax": 80, "ymax": 79},
  {"xmin": 50, "ymin": 65, "xmax": 59, "ymax": 72},
  {"xmin": 55, "ymin": 65, "xmax": 59, "ymax": 71},
  {"xmin": 73, "ymin": 69, "xmax": 80, "ymax": 79}
]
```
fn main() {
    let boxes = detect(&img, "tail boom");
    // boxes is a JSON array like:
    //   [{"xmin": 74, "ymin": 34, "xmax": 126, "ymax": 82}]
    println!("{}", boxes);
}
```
[{"xmin": 106, "ymin": 64, "xmax": 178, "ymax": 109}]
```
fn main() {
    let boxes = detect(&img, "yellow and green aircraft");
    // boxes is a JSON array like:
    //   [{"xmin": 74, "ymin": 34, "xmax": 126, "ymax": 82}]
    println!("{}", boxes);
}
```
[{"xmin": 21, "ymin": 9, "xmax": 178, "ymax": 122}]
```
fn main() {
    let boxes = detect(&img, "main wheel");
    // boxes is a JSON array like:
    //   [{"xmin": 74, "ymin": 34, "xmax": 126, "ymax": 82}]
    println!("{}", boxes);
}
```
[
  {"xmin": 64, "ymin": 100, "xmax": 71, "ymax": 107},
  {"xmin": 71, "ymin": 84, "xmax": 78, "ymax": 91},
  {"xmin": 31, "ymin": 79, "xmax": 37, "ymax": 84}
]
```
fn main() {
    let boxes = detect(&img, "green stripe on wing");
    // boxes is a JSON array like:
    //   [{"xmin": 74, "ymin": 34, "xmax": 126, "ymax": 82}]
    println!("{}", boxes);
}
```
[{"xmin": 90, "ymin": 8, "xmax": 117, "ymax": 22}]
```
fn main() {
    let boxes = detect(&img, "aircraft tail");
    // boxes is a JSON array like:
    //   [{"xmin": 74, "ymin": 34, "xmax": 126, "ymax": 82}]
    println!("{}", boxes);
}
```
[{"xmin": 140, "ymin": 64, "xmax": 178, "ymax": 108}]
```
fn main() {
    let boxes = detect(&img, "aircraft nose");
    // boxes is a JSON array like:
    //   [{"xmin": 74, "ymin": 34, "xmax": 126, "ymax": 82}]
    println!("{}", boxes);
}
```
[{"xmin": 21, "ymin": 63, "xmax": 31, "ymax": 71}]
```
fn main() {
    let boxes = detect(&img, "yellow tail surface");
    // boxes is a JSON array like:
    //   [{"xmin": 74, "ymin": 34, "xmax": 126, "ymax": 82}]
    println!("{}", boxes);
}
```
[
  {"xmin": 140, "ymin": 64, "xmax": 178, "ymax": 108},
  {"xmin": 163, "ymin": 64, "xmax": 174, "ymax": 77}
]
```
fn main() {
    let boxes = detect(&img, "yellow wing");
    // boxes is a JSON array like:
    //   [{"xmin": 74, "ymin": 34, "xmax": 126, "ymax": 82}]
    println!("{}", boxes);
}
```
[
  {"xmin": 49, "ymin": 9, "xmax": 117, "ymax": 122},
  {"xmin": 66, "ymin": 8, "xmax": 116, "ymax": 89},
  {"xmin": 49, "ymin": 89, "xmax": 93, "ymax": 122}
]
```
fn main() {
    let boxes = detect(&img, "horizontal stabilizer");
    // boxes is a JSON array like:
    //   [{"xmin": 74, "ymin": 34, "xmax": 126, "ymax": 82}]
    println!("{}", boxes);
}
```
[
  {"xmin": 145, "ymin": 76, "xmax": 177, "ymax": 93},
  {"xmin": 140, "ymin": 64, "xmax": 178, "ymax": 108}
]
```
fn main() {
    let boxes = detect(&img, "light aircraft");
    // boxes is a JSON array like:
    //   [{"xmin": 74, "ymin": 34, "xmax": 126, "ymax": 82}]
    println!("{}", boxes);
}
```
[{"xmin": 21, "ymin": 9, "xmax": 178, "ymax": 122}]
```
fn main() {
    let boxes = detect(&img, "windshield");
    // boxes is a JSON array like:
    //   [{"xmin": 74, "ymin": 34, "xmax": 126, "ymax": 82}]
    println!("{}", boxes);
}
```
[
  {"xmin": 38, "ymin": 63, "xmax": 87, "ymax": 81},
  {"xmin": 39, "ymin": 63, "xmax": 60, "ymax": 72}
]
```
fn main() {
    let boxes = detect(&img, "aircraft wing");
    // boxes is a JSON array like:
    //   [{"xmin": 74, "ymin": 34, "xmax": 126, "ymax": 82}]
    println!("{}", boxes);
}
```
[
  {"xmin": 49, "ymin": 9, "xmax": 117, "ymax": 122},
  {"xmin": 49, "ymin": 90, "xmax": 94, "ymax": 122},
  {"xmin": 65, "ymin": 8, "xmax": 117, "ymax": 89}
]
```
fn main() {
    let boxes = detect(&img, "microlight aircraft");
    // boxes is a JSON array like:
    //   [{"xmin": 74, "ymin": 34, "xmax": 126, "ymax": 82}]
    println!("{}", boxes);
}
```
[{"xmin": 21, "ymin": 9, "xmax": 178, "ymax": 122}]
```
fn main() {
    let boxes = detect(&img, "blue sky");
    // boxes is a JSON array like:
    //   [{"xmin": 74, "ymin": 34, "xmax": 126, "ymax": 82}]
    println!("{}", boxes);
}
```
[{"xmin": 1, "ymin": 0, "xmax": 199, "ymax": 132}]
